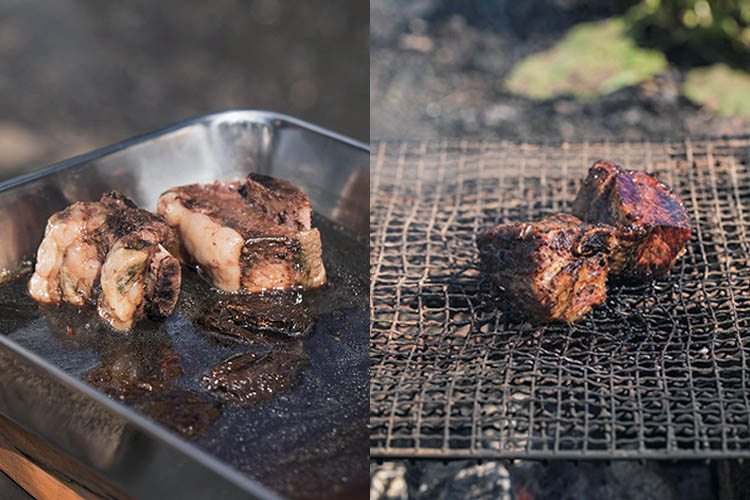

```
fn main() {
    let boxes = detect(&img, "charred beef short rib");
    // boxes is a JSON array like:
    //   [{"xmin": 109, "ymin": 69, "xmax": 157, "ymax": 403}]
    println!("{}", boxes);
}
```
[
  {"xmin": 28, "ymin": 192, "xmax": 181, "ymax": 331},
  {"xmin": 157, "ymin": 173, "xmax": 326, "ymax": 293},
  {"xmin": 477, "ymin": 214, "xmax": 615, "ymax": 323},
  {"xmin": 572, "ymin": 160, "xmax": 690, "ymax": 279}
]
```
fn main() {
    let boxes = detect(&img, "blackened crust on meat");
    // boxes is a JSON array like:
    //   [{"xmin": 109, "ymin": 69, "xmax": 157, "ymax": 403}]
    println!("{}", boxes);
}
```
[
  {"xmin": 240, "ymin": 173, "xmax": 312, "ymax": 231},
  {"xmin": 96, "ymin": 192, "xmax": 177, "ymax": 253},
  {"xmin": 158, "ymin": 175, "xmax": 326, "ymax": 293},
  {"xmin": 165, "ymin": 181, "xmax": 293, "ymax": 239},
  {"xmin": 477, "ymin": 214, "xmax": 615, "ymax": 323},
  {"xmin": 100, "ymin": 191, "xmax": 138, "ymax": 210},
  {"xmin": 144, "ymin": 246, "xmax": 182, "ymax": 320},
  {"xmin": 29, "ymin": 191, "xmax": 182, "ymax": 331},
  {"xmin": 571, "ymin": 160, "xmax": 691, "ymax": 279},
  {"xmin": 93, "ymin": 194, "xmax": 181, "ymax": 329},
  {"xmin": 238, "ymin": 229, "xmax": 325, "ymax": 292}
]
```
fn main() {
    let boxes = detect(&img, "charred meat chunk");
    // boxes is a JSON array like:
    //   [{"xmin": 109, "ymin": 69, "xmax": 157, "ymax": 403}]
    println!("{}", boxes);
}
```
[
  {"xmin": 572, "ymin": 160, "xmax": 690, "ymax": 279},
  {"xmin": 477, "ymin": 214, "xmax": 615, "ymax": 323},
  {"xmin": 201, "ymin": 349, "xmax": 306, "ymax": 405},
  {"xmin": 28, "ymin": 192, "xmax": 181, "ymax": 330},
  {"xmin": 157, "ymin": 173, "xmax": 326, "ymax": 293}
]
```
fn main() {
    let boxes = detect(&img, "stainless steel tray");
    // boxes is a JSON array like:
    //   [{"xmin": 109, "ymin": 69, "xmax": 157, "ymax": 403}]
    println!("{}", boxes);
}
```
[{"xmin": 0, "ymin": 111, "xmax": 369, "ymax": 499}]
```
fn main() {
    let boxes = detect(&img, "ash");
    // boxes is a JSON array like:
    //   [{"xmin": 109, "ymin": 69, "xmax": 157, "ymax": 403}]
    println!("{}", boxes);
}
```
[{"xmin": 371, "ymin": 460, "xmax": 715, "ymax": 500}]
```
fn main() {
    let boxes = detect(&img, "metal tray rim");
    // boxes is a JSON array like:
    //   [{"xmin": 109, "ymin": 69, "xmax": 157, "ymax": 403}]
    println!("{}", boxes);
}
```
[
  {"xmin": 0, "ymin": 334, "xmax": 285, "ymax": 499},
  {"xmin": 0, "ymin": 109, "xmax": 369, "ymax": 194},
  {"xmin": 0, "ymin": 110, "xmax": 369, "ymax": 499}
]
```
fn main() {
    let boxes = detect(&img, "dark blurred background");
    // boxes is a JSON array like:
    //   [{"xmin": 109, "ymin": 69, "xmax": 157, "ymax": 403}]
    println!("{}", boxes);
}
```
[
  {"xmin": 0, "ymin": 0, "xmax": 368, "ymax": 181},
  {"xmin": 371, "ymin": 0, "xmax": 750, "ymax": 140}
]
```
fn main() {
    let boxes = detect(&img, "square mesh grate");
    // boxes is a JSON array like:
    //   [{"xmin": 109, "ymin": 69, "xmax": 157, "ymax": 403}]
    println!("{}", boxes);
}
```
[{"xmin": 370, "ymin": 137, "xmax": 750, "ymax": 460}]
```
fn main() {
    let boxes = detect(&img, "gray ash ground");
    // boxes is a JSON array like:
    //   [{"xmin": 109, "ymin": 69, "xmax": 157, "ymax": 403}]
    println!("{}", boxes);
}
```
[
  {"xmin": 371, "ymin": 0, "xmax": 750, "ymax": 141},
  {"xmin": 371, "ymin": 460, "xmax": 715, "ymax": 500},
  {"xmin": 370, "ymin": 0, "xmax": 744, "ymax": 498}
]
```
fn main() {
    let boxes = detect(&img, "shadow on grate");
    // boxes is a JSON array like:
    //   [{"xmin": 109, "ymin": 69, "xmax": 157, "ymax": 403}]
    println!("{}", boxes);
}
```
[{"xmin": 370, "ymin": 137, "xmax": 750, "ymax": 460}]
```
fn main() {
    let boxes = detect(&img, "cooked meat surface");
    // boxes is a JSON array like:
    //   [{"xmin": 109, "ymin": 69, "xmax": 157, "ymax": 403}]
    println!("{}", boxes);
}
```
[
  {"xmin": 28, "ymin": 201, "xmax": 109, "ymax": 306},
  {"xmin": 240, "ymin": 173, "xmax": 312, "ymax": 231},
  {"xmin": 571, "ymin": 160, "xmax": 690, "ymax": 279},
  {"xmin": 157, "ymin": 174, "xmax": 326, "ymax": 293},
  {"xmin": 477, "ymin": 214, "xmax": 615, "ymax": 323},
  {"xmin": 28, "ymin": 192, "xmax": 181, "ymax": 330}
]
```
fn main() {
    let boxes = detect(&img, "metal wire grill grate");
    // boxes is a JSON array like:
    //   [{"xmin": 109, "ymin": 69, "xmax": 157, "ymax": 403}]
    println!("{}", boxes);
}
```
[{"xmin": 370, "ymin": 137, "xmax": 750, "ymax": 459}]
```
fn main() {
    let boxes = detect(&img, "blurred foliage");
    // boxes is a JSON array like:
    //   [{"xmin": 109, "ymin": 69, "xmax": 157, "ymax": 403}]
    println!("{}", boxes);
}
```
[
  {"xmin": 682, "ymin": 63, "xmax": 750, "ymax": 115},
  {"xmin": 505, "ymin": 18, "xmax": 668, "ymax": 100},
  {"xmin": 628, "ymin": 0, "xmax": 750, "ymax": 67}
]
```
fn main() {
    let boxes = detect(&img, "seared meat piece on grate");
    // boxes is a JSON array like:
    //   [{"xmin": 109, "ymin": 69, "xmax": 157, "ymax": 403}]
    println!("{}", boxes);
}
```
[
  {"xmin": 157, "ymin": 173, "xmax": 326, "ymax": 293},
  {"xmin": 477, "ymin": 214, "xmax": 615, "ymax": 323},
  {"xmin": 571, "ymin": 160, "xmax": 690, "ymax": 279},
  {"xmin": 28, "ymin": 192, "xmax": 181, "ymax": 331}
]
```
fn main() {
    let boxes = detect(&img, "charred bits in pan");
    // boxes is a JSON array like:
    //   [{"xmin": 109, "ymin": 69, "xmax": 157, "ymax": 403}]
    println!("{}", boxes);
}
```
[
  {"xmin": 201, "ymin": 349, "xmax": 307, "ymax": 406},
  {"xmin": 199, "ymin": 289, "xmax": 321, "ymax": 343},
  {"xmin": 134, "ymin": 391, "xmax": 221, "ymax": 439}
]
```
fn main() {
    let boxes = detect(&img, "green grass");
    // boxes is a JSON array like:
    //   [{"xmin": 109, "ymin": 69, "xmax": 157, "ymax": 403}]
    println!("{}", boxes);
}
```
[
  {"xmin": 505, "ymin": 17, "xmax": 669, "ymax": 100},
  {"xmin": 682, "ymin": 63, "xmax": 750, "ymax": 116}
]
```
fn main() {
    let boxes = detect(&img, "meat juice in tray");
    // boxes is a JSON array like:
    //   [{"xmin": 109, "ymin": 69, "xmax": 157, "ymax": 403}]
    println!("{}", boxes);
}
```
[{"xmin": 0, "ymin": 170, "xmax": 366, "ymax": 498}]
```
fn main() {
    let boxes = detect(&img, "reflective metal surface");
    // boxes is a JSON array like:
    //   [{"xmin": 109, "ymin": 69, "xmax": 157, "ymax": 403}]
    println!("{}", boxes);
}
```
[{"xmin": 0, "ymin": 111, "xmax": 369, "ymax": 499}]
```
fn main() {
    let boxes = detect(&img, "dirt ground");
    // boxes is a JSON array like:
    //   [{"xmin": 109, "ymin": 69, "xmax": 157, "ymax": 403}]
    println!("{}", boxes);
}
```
[
  {"xmin": 371, "ymin": 0, "xmax": 750, "ymax": 140},
  {"xmin": 0, "ymin": 0, "xmax": 368, "ymax": 181}
]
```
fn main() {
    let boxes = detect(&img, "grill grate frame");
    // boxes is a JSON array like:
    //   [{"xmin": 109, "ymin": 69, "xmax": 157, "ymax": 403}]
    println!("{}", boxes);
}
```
[{"xmin": 370, "ymin": 137, "xmax": 750, "ymax": 460}]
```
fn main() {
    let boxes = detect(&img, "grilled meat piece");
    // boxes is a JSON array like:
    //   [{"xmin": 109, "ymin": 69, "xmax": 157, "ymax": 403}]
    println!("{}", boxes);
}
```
[
  {"xmin": 157, "ymin": 174, "xmax": 326, "ymax": 293},
  {"xmin": 477, "ymin": 214, "xmax": 615, "ymax": 323},
  {"xmin": 28, "ymin": 192, "xmax": 181, "ymax": 330},
  {"xmin": 571, "ymin": 160, "xmax": 690, "ymax": 279}
]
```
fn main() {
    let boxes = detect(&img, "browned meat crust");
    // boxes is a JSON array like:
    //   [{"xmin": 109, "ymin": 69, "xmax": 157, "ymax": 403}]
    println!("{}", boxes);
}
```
[
  {"xmin": 164, "ymin": 181, "xmax": 293, "ymax": 240},
  {"xmin": 144, "ymin": 245, "xmax": 182, "ymax": 320},
  {"xmin": 571, "ymin": 160, "xmax": 691, "ymax": 279},
  {"xmin": 28, "ymin": 191, "xmax": 181, "ymax": 330},
  {"xmin": 240, "ymin": 173, "xmax": 312, "ymax": 232},
  {"xmin": 96, "ymin": 191, "xmax": 179, "ymax": 255},
  {"xmin": 477, "ymin": 214, "xmax": 615, "ymax": 323},
  {"xmin": 158, "ymin": 174, "xmax": 326, "ymax": 293}
]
